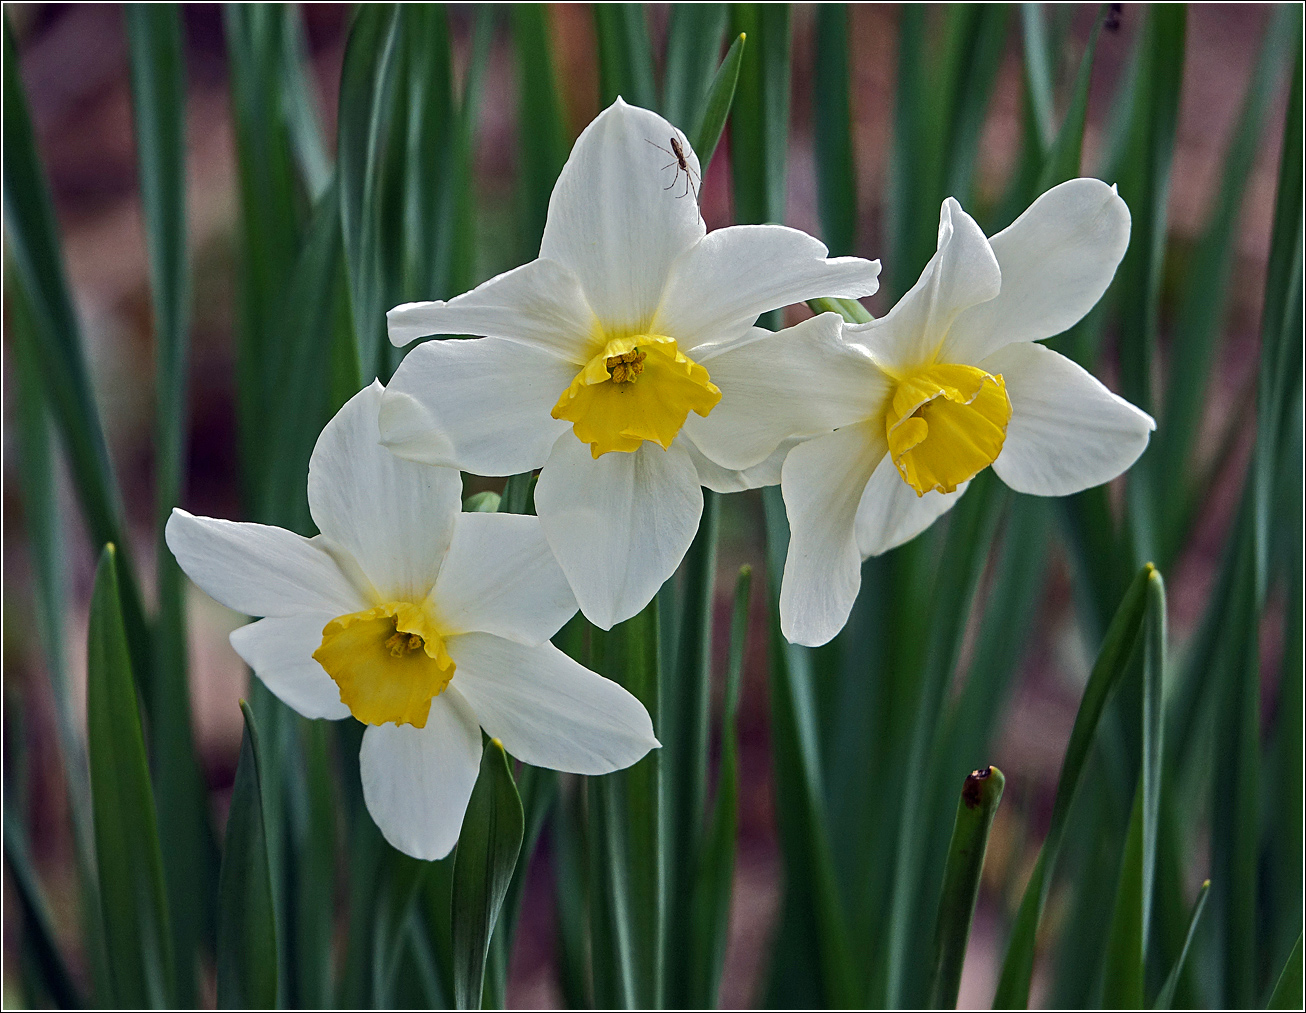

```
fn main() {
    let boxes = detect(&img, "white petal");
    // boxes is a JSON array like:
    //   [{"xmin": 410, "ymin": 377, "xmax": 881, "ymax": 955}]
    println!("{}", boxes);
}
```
[
  {"xmin": 944, "ymin": 179, "xmax": 1131, "ymax": 365},
  {"xmin": 985, "ymin": 341, "xmax": 1155, "ymax": 496},
  {"xmin": 309, "ymin": 381, "xmax": 463, "ymax": 601},
  {"xmin": 778, "ymin": 421, "xmax": 884, "ymax": 647},
  {"xmin": 432, "ymin": 513, "xmax": 577, "ymax": 646},
  {"xmin": 680, "ymin": 432, "xmax": 794, "ymax": 493},
  {"xmin": 166, "ymin": 509, "xmax": 366, "ymax": 618},
  {"xmin": 539, "ymin": 98, "xmax": 706, "ymax": 334},
  {"xmin": 654, "ymin": 225, "xmax": 881, "ymax": 351},
  {"xmin": 358, "ymin": 690, "xmax": 484, "ymax": 861},
  {"xmin": 854, "ymin": 453, "xmax": 968, "ymax": 556},
  {"xmin": 851, "ymin": 197, "xmax": 1000, "ymax": 371},
  {"xmin": 685, "ymin": 314, "xmax": 889, "ymax": 470},
  {"xmin": 535, "ymin": 433, "xmax": 702, "ymax": 629},
  {"xmin": 379, "ymin": 337, "xmax": 574, "ymax": 475},
  {"xmin": 386, "ymin": 257, "xmax": 595, "ymax": 360},
  {"xmin": 229, "ymin": 614, "xmax": 349, "ymax": 720},
  {"xmin": 448, "ymin": 633, "xmax": 658, "ymax": 774}
]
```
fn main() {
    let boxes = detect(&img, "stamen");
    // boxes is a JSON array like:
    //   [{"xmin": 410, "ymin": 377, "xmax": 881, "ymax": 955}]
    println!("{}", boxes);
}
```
[{"xmin": 606, "ymin": 349, "xmax": 647, "ymax": 383}]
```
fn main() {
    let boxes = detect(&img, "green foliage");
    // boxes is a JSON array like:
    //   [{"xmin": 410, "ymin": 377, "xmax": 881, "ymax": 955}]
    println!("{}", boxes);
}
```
[{"xmin": 6, "ymin": 6, "xmax": 1300, "ymax": 1011}]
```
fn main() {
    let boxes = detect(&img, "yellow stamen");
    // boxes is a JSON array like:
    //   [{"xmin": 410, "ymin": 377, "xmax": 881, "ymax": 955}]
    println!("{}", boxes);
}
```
[
  {"xmin": 552, "ymin": 333, "xmax": 721, "ymax": 457},
  {"xmin": 884, "ymin": 363, "xmax": 1012, "ymax": 496},
  {"xmin": 313, "ymin": 602, "xmax": 454, "ymax": 728}
]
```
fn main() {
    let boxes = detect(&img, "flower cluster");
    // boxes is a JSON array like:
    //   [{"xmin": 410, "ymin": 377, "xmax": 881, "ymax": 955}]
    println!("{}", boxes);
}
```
[{"xmin": 170, "ymin": 99, "xmax": 1153, "ymax": 860}]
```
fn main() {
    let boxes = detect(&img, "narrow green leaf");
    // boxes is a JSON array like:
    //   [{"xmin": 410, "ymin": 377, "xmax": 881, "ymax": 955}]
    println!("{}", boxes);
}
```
[
  {"xmin": 761, "ymin": 487, "xmax": 857, "ymax": 1008},
  {"xmin": 87, "ymin": 545, "xmax": 173, "ymax": 1008},
  {"xmin": 3, "ymin": 14, "xmax": 153, "ymax": 704},
  {"xmin": 813, "ymin": 4, "xmax": 855, "ymax": 256},
  {"xmin": 730, "ymin": 3, "xmax": 790, "ymax": 228},
  {"xmin": 688, "ymin": 31, "xmax": 746, "ymax": 174},
  {"xmin": 928, "ymin": 766, "xmax": 1005, "ymax": 1010},
  {"xmin": 1020, "ymin": 3, "xmax": 1057, "ymax": 154},
  {"xmin": 1035, "ymin": 8, "xmax": 1105, "ymax": 194},
  {"xmin": 1154, "ymin": 9, "xmax": 1295, "ymax": 565},
  {"xmin": 594, "ymin": 3, "xmax": 656, "ymax": 110},
  {"xmin": 806, "ymin": 296, "xmax": 872, "ymax": 323},
  {"xmin": 278, "ymin": 6, "xmax": 331, "ymax": 201},
  {"xmin": 511, "ymin": 4, "xmax": 569, "ymax": 259},
  {"xmin": 1101, "ymin": 570, "xmax": 1166, "ymax": 1008},
  {"xmin": 993, "ymin": 564, "xmax": 1154, "ymax": 1008},
  {"xmin": 286, "ymin": 718, "xmax": 337, "ymax": 1009},
  {"xmin": 3, "ymin": 803, "xmax": 84, "ymax": 1009},
  {"xmin": 216, "ymin": 702, "xmax": 278, "ymax": 1010},
  {"xmin": 663, "ymin": 4, "xmax": 729, "ymax": 127},
  {"xmin": 1154, "ymin": 880, "xmax": 1209, "ymax": 1010},
  {"xmin": 687, "ymin": 565, "xmax": 751, "ymax": 1008},
  {"xmin": 126, "ymin": 8, "xmax": 215, "ymax": 997},
  {"xmin": 452, "ymin": 740, "xmax": 525, "ymax": 1010},
  {"xmin": 664, "ymin": 490, "xmax": 719, "ymax": 1008},
  {"xmin": 1268, "ymin": 933, "xmax": 1305, "ymax": 1010},
  {"xmin": 337, "ymin": 3, "xmax": 402, "ymax": 383}
]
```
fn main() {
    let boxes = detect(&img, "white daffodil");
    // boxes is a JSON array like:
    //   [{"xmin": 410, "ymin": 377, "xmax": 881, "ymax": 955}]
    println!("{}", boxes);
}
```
[
  {"xmin": 377, "ymin": 98, "xmax": 881, "ymax": 629},
  {"xmin": 779, "ymin": 179, "xmax": 1156, "ymax": 647},
  {"xmin": 166, "ymin": 382, "xmax": 657, "ymax": 861}
]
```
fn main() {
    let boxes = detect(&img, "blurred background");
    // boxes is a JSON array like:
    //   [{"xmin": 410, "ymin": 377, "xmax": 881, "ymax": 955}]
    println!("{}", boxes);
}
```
[{"xmin": 2, "ymin": 3, "xmax": 1295, "ymax": 1007}]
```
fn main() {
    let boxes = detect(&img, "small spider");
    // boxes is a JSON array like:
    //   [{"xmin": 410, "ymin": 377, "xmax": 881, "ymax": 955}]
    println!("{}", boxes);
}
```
[
  {"xmin": 1104, "ymin": 3, "xmax": 1122, "ymax": 32},
  {"xmin": 646, "ymin": 132, "xmax": 700, "ymax": 203}
]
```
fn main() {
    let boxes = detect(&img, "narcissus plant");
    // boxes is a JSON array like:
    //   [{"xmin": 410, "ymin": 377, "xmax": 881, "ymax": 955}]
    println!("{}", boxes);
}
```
[
  {"xmin": 779, "ymin": 180, "xmax": 1156, "ymax": 647},
  {"xmin": 166, "ymin": 382, "xmax": 657, "ymax": 860},
  {"xmin": 377, "ymin": 98, "xmax": 881, "ymax": 629}
]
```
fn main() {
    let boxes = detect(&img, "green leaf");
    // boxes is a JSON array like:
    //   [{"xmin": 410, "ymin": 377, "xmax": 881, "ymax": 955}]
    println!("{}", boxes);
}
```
[
  {"xmin": 593, "ymin": 3, "xmax": 656, "ymax": 110},
  {"xmin": 3, "ymin": 802, "xmax": 84, "ymax": 1009},
  {"xmin": 729, "ymin": 3, "xmax": 790, "ymax": 229},
  {"xmin": 337, "ymin": 3, "xmax": 403, "ymax": 383},
  {"xmin": 511, "ymin": 4, "xmax": 569, "ymax": 259},
  {"xmin": 87, "ymin": 545, "xmax": 173, "ymax": 1008},
  {"xmin": 1268, "ymin": 933, "xmax": 1305, "ymax": 1010},
  {"xmin": 452, "ymin": 740, "xmax": 525, "ymax": 1010},
  {"xmin": 3, "ymin": 14, "xmax": 153, "ymax": 707},
  {"xmin": 688, "ymin": 31, "xmax": 746, "ymax": 175},
  {"xmin": 760, "ymin": 487, "xmax": 857, "ymax": 1008},
  {"xmin": 1101, "ymin": 569, "xmax": 1167, "ymax": 1007},
  {"xmin": 813, "ymin": 4, "xmax": 855, "ymax": 256},
  {"xmin": 126, "ymin": 7, "xmax": 216, "ymax": 997},
  {"xmin": 663, "ymin": 4, "xmax": 729, "ymax": 127},
  {"xmin": 1154, "ymin": 9, "xmax": 1296, "ymax": 566},
  {"xmin": 1034, "ymin": 8, "xmax": 1105, "ymax": 194},
  {"xmin": 992, "ymin": 564, "xmax": 1154, "ymax": 1009},
  {"xmin": 216, "ymin": 702, "xmax": 278, "ymax": 1010},
  {"xmin": 928, "ymin": 766, "xmax": 1005, "ymax": 1010},
  {"xmin": 664, "ymin": 491, "xmax": 719, "ymax": 1008},
  {"xmin": 1153, "ymin": 880, "xmax": 1209, "ymax": 1010},
  {"xmin": 687, "ymin": 565, "xmax": 751, "ymax": 1008}
]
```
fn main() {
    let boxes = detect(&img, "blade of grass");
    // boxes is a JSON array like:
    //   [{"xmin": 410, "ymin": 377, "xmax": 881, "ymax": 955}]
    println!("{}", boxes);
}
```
[
  {"xmin": 1100, "ymin": 569, "xmax": 1167, "ymax": 1007},
  {"xmin": 452, "ymin": 740, "xmax": 524, "ymax": 1010},
  {"xmin": 688, "ymin": 31, "xmax": 746, "ymax": 175},
  {"xmin": 662, "ymin": 4, "xmax": 729, "ymax": 126},
  {"xmin": 761, "ymin": 487, "xmax": 857, "ymax": 1008},
  {"xmin": 126, "ymin": 8, "xmax": 216, "ymax": 998},
  {"xmin": 928, "ymin": 766, "xmax": 1005, "ymax": 1010},
  {"xmin": 1268, "ymin": 934, "xmax": 1305, "ymax": 1010},
  {"xmin": 593, "ymin": 3, "xmax": 655, "ymax": 111},
  {"xmin": 686, "ymin": 565, "xmax": 751, "ymax": 1008},
  {"xmin": 2, "ymin": 802, "xmax": 84, "ymax": 1009},
  {"xmin": 337, "ymin": 3, "xmax": 402, "ymax": 383},
  {"xmin": 87, "ymin": 545, "xmax": 174, "ymax": 1007},
  {"xmin": 511, "ymin": 3, "xmax": 569, "ymax": 260},
  {"xmin": 992, "ymin": 564, "xmax": 1154, "ymax": 1008},
  {"xmin": 1154, "ymin": 880, "xmax": 1210, "ymax": 1010},
  {"xmin": 729, "ymin": 3, "xmax": 790, "ymax": 229},
  {"xmin": 1154, "ymin": 9, "xmax": 1296, "ymax": 567},
  {"xmin": 813, "ymin": 3, "xmax": 855, "ymax": 256},
  {"xmin": 3, "ymin": 16, "xmax": 152, "ymax": 704},
  {"xmin": 215, "ymin": 702, "xmax": 278, "ymax": 1009}
]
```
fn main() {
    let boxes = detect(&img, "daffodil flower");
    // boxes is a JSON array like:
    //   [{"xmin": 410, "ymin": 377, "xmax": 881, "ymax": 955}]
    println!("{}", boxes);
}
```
[
  {"xmin": 166, "ymin": 382, "xmax": 657, "ymax": 860},
  {"xmin": 779, "ymin": 179, "xmax": 1156, "ymax": 647},
  {"xmin": 377, "ymin": 98, "xmax": 881, "ymax": 629}
]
